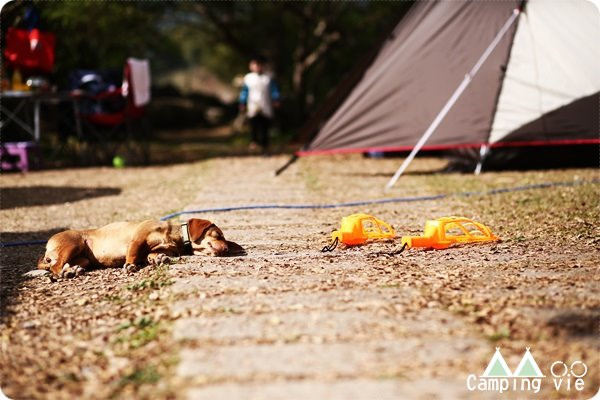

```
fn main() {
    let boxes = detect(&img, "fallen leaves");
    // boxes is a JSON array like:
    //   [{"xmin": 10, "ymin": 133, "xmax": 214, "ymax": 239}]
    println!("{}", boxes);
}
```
[{"xmin": 1, "ymin": 157, "xmax": 599, "ymax": 399}]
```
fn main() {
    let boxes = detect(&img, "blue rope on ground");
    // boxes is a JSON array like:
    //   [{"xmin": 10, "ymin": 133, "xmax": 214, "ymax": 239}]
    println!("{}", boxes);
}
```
[
  {"xmin": 159, "ymin": 179, "xmax": 597, "ymax": 220},
  {"xmin": 158, "ymin": 194, "xmax": 447, "ymax": 220},
  {"xmin": 2, "ymin": 179, "xmax": 597, "ymax": 248}
]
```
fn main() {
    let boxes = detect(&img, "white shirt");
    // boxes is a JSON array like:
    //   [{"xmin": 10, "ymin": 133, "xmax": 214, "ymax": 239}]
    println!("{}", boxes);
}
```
[{"xmin": 243, "ymin": 72, "xmax": 274, "ymax": 118}]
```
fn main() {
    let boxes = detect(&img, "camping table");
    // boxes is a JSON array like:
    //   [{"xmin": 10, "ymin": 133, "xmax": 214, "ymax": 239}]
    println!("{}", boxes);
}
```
[{"xmin": 0, "ymin": 90, "xmax": 82, "ymax": 141}]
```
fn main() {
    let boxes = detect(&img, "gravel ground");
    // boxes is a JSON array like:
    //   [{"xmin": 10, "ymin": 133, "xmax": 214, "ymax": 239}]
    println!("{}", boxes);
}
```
[{"xmin": 1, "ymin": 154, "xmax": 598, "ymax": 399}]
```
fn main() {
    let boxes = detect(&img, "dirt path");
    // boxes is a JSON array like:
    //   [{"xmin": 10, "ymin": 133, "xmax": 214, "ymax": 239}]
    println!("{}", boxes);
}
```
[
  {"xmin": 1, "ymin": 155, "xmax": 598, "ymax": 399},
  {"xmin": 167, "ymin": 156, "xmax": 598, "ymax": 399}
]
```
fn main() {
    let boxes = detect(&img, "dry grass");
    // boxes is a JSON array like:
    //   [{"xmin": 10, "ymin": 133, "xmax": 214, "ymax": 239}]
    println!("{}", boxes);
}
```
[{"xmin": 1, "ymin": 154, "xmax": 598, "ymax": 399}]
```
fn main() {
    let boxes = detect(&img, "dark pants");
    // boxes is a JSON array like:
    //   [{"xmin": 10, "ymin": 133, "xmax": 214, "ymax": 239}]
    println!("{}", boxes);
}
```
[{"xmin": 249, "ymin": 114, "xmax": 271, "ymax": 150}]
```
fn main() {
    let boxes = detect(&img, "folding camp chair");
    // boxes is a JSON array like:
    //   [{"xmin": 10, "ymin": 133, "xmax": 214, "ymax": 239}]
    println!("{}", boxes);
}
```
[{"xmin": 71, "ymin": 58, "xmax": 151, "ymax": 165}]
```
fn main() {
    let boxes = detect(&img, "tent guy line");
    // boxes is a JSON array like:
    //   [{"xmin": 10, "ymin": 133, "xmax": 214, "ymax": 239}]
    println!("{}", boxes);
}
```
[
  {"xmin": 385, "ymin": 7, "xmax": 522, "ymax": 190},
  {"xmin": 2, "ymin": 178, "xmax": 597, "ymax": 248}
]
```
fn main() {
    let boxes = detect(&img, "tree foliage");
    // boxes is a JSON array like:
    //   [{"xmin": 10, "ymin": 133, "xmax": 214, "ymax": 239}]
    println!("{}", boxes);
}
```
[
  {"xmin": 2, "ymin": 1, "xmax": 181, "ymax": 84},
  {"xmin": 2, "ymin": 1, "xmax": 412, "ymax": 131},
  {"xmin": 172, "ymin": 2, "xmax": 410, "ymax": 126}
]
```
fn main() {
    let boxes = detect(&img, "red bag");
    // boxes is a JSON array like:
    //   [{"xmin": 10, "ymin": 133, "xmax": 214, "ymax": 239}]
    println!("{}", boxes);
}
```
[{"xmin": 4, "ymin": 27, "xmax": 55, "ymax": 73}]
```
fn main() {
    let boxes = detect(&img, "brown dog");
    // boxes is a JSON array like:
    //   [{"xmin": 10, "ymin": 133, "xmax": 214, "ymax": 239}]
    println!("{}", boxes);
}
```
[{"xmin": 38, "ymin": 218, "xmax": 228, "ymax": 278}]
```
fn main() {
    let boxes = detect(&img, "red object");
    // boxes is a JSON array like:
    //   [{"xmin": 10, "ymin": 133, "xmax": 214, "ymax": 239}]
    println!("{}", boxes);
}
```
[
  {"xmin": 295, "ymin": 138, "xmax": 600, "ymax": 156},
  {"xmin": 4, "ymin": 27, "xmax": 55, "ymax": 73},
  {"xmin": 73, "ymin": 63, "xmax": 145, "ymax": 127}
]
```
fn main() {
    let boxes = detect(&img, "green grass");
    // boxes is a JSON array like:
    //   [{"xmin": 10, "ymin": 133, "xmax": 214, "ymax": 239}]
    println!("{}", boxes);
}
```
[
  {"xmin": 116, "ymin": 317, "xmax": 161, "ymax": 349},
  {"xmin": 126, "ymin": 265, "xmax": 174, "ymax": 292},
  {"xmin": 117, "ymin": 366, "xmax": 161, "ymax": 387},
  {"xmin": 126, "ymin": 277, "xmax": 173, "ymax": 292},
  {"xmin": 104, "ymin": 294, "xmax": 124, "ymax": 303},
  {"xmin": 487, "ymin": 327, "xmax": 511, "ymax": 342}
]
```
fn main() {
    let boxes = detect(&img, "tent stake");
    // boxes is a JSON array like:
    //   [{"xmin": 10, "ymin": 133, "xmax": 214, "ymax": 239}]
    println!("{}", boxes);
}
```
[{"xmin": 385, "ymin": 8, "xmax": 521, "ymax": 191}]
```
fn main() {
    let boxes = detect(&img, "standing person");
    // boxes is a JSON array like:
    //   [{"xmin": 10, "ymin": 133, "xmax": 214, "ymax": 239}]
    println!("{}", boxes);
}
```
[{"xmin": 239, "ymin": 56, "xmax": 280, "ymax": 154}]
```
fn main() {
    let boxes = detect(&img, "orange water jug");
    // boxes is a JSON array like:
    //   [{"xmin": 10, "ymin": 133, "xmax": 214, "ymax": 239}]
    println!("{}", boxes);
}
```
[
  {"xmin": 331, "ymin": 213, "xmax": 396, "ymax": 246},
  {"xmin": 401, "ymin": 217, "xmax": 498, "ymax": 249}
]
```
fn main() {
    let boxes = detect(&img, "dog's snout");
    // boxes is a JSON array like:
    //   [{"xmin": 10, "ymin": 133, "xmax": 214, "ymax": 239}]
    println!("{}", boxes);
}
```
[{"xmin": 209, "ymin": 241, "xmax": 228, "ymax": 255}]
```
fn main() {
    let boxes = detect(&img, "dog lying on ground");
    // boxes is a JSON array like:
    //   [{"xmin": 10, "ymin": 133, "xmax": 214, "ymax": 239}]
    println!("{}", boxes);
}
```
[{"xmin": 38, "ymin": 218, "xmax": 228, "ymax": 278}]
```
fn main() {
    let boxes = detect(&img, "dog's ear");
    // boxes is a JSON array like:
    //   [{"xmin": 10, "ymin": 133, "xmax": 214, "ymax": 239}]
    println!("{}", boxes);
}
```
[
  {"xmin": 37, "ymin": 255, "xmax": 48, "ymax": 270},
  {"xmin": 188, "ymin": 219, "xmax": 214, "ymax": 242}
]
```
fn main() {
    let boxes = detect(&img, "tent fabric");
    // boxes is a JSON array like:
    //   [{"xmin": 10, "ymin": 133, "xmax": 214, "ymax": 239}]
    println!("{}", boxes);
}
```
[
  {"xmin": 496, "ymin": 93, "xmax": 599, "ymax": 145},
  {"xmin": 489, "ymin": 0, "xmax": 600, "ymax": 143},
  {"xmin": 301, "ymin": 0, "xmax": 599, "ymax": 157}
]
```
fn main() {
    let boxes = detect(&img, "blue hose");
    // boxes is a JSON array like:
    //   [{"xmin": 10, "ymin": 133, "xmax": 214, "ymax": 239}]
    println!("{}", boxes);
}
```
[
  {"xmin": 2, "ymin": 179, "xmax": 597, "ymax": 248},
  {"xmin": 159, "ymin": 179, "xmax": 597, "ymax": 220},
  {"xmin": 158, "ymin": 193, "xmax": 447, "ymax": 220}
]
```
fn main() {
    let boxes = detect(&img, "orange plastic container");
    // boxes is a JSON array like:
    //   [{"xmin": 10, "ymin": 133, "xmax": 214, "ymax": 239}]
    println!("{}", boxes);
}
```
[
  {"xmin": 332, "ymin": 213, "xmax": 396, "ymax": 246},
  {"xmin": 401, "ymin": 217, "xmax": 498, "ymax": 249}
]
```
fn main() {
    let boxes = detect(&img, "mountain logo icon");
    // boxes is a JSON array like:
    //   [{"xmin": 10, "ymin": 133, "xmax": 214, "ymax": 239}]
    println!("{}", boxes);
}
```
[
  {"xmin": 481, "ymin": 347, "xmax": 513, "ymax": 377},
  {"xmin": 513, "ymin": 347, "xmax": 545, "ymax": 378},
  {"xmin": 468, "ymin": 347, "xmax": 545, "ymax": 394}
]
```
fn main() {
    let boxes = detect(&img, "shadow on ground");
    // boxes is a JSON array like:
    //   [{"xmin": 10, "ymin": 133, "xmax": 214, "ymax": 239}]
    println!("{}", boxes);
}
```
[
  {"xmin": 0, "ymin": 228, "xmax": 65, "ymax": 321},
  {"xmin": 1, "ymin": 186, "xmax": 121, "ymax": 210},
  {"xmin": 547, "ymin": 311, "xmax": 600, "ymax": 337},
  {"xmin": 224, "ymin": 241, "xmax": 246, "ymax": 257},
  {"xmin": 339, "ymin": 169, "xmax": 449, "ymax": 178}
]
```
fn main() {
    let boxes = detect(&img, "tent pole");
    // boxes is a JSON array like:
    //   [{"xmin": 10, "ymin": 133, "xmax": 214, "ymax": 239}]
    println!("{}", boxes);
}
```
[
  {"xmin": 275, "ymin": 154, "xmax": 299, "ymax": 176},
  {"xmin": 475, "ymin": 1, "xmax": 526, "ymax": 176},
  {"xmin": 385, "ymin": 8, "xmax": 521, "ymax": 191}
]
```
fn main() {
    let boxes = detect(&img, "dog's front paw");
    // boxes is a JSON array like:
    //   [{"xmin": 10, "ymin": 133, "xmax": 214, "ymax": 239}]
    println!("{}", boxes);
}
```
[
  {"xmin": 147, "ymin": 253, "xmax": 171, "ymax": 266},
  {"xmin": 123, "ymin": 263, "xmax": 140, "ymax": 274},
  {"xmin": 60, "ymin": 263, "xmax": 85, "ymax": 279}
]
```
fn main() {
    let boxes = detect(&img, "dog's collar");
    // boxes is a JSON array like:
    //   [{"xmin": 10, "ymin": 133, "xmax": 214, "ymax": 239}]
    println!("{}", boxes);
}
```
[{"xmin": 181, "ymin": 222, "xmax": 192, "ymax": 251}]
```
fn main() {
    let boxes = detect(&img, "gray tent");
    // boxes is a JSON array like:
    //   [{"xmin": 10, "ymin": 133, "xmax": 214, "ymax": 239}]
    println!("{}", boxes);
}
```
[{"xmin": 297, "ymin": 0, "xmax": 599, "ymax": 182}]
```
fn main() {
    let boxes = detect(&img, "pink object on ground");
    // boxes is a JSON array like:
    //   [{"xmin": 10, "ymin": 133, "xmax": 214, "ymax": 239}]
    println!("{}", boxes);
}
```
[{"xmin": 0, "ymin": 141, "xmax": 39, "ymax": 172}]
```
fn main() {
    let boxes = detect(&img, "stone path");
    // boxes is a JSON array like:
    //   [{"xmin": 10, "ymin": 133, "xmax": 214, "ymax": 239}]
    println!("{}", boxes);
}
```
[
  {"xmin": 163, "ymin": 157, "xmax": 494, "ymax": 399},
  {"xmin": 168, "ymin": 257, "xmax": 487, "ymax": 399},
  {"xmin": 161, "ymin": 157, "xmax": 599, "ymax": 398}
]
